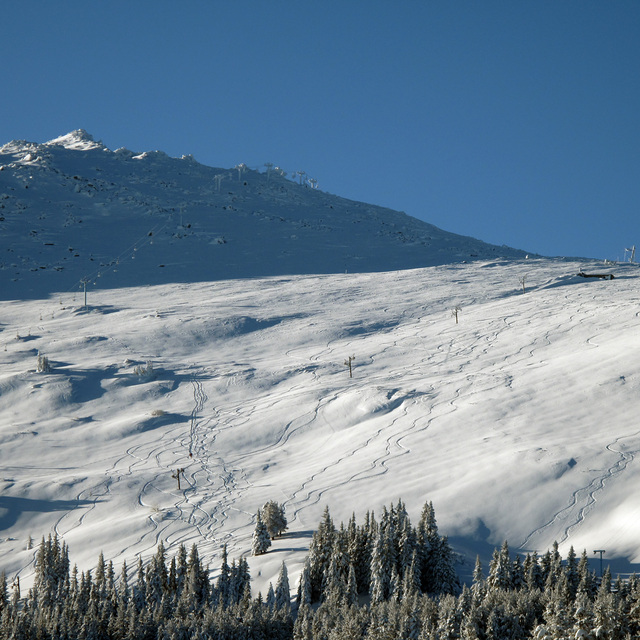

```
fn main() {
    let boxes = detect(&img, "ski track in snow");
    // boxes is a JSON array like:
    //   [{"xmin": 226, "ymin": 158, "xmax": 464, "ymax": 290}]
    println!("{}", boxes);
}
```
[
  {"xmin": 516, "ymin": 287, "xmax": 639, "ymax": 552},
  {"xmin": 521, "ymin": 429, "xmax": 640, "ymax": 551}
]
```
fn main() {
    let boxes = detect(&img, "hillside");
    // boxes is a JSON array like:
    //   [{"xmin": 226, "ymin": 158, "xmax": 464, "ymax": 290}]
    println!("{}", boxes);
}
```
[
  {"xmin": 0, "ymin": 130, "xmax": 528, "ymax": 301},
  {"xmin": 1, "ymin": 131, "xmax": 638, "ymax": 600}
]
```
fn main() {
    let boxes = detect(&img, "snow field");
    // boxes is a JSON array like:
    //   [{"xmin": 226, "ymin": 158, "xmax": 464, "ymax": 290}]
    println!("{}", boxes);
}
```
[{"xmin": 1, "ymin": 257, "xmax": 639, "ymax": 599}]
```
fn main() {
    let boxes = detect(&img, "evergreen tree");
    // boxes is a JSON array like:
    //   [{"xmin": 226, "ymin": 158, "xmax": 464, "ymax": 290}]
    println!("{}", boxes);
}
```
[
  {"xmin": 252, "ymin": 509, "xmax": 272, "ymax": 556},
  {"xmin": 511, "ymin": 554, "xmax": 525, "ymax": 591},
  {"xmin": 437, "ymin": 594, "xmax": 462, "ymax": 640},
  {"xmin": 262, "ymin": 500, "xmax": 288, "ymax": 539},
  {"xmin": 293, "ymin": 603, "xmax": 313, "ymax": 640},
  {"xmin": 431, "ymin": 535, "xmax": 461, "ymax": 596},
  {"xmin": 401, "ymin": 550, "xmax": 422, "ymax": 600},
  {"xmin": 0, "ymin": 572, "xmax": 6, "ymax": 614},
  {"xmin": 132, "ymin": 556, "xmax": 146, "ymax": 612},
  {"xmin": 216, "ymin": 543, "xmax": 231, "ymax": 607},
  {"xmin": 275, "ymin": 561, "xmax": 290, "ymax": 613},
  {"xmin": 145, "ymin": 542, "xmax": 168, "ymax": 610},
  {"xmin": 487, "ymin": 541, "xmax": 512, "ymax": 591},
  {"xmin": 33, "ymin": 533, "xmax": 69, "ymax": 608},
  {"xmin": 577, "ymin": 548, "xmax": 597, "ymax": 598},
  {"xmin": 296, "ymin": 562, "xmax": 312, "ymax": 607},
  {"xmin": 471, "ymin": 555, "xmax": 485, "ymax": 600},
  {"xmin": 266, "ymin": 583, "xmax": 276, "ymax": 611},
  {"xmin": 565, "ymin": 545, "xmax": 579, "ymax": 599},
  {"xmin": 543, "ymin": 541, "xmax": 563, "ymax": 592},
  {"xmin": 119, "ymin": 560, "xmax": 130, "ymax": 607},
  {"xmin": 593, "ymin": 587, "xmax": 622, "ymax": 640},
  {"xmin": 417, "ymin": 501, "xmax": 439, "ymax": 593},
  {"xmin": 525, "ymin": 551, "xmax": 545, "ymax": 592},
  {"xmin": 186, "ymin": 544, "xmax": 209, "ymax": 607},
  {"xmin": 346, "ymin": 564, "xmax": 358, "ymax": 607},
  {"xmin": 307, "ymin": 506, "xmax": 336, "ymax": 601},
  {"xmin": 398, "ymin": 518, "xmax": 417, "ymax": 577},
  {"xmin": 542, "ymin": 593, "xmax": 573, "ymax": 640},
  {"xmin": 349, "ymin": 515, "xmax": 371, "ymax": 595},
  {"xmin": 370, "ymin": 526, "xmax": 394, "ymax": 603},
  {"xmin": 227, "ymin": 556, "xmax": 251, "ymax": 606},
  {"xmin": 399, "ymin": 593, "xmax": 422, "ymax": 639},
  {"xmin": 572, "ymin": 590, "xmax": 595, "ymax": 640}
]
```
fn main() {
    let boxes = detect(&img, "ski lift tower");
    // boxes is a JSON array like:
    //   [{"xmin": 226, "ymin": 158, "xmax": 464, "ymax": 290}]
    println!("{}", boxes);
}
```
[{"xmin": 624, "ymin": 245, "xmax": 636, "ymax": 263}]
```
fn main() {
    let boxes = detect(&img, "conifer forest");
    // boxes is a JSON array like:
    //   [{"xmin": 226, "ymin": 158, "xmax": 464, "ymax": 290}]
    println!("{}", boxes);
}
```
[{"xmin": 0, "ymin": 500, "xmax": 636, "ymax": 639}]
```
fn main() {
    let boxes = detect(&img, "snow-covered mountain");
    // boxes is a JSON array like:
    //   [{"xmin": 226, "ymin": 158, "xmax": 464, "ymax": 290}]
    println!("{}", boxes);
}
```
[
  {"xmin": 0, "ymin": 130, "xmax": 528, "ymax": 301},
  {"xmin": 1, "ymin": 131, "xmax": 638, "ymax": 600}
]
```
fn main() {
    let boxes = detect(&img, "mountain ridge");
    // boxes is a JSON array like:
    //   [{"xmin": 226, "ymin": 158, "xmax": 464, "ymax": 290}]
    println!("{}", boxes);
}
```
[{"xmin": 0, "ymin": 131, "xmax": 532, "ymax": 300}]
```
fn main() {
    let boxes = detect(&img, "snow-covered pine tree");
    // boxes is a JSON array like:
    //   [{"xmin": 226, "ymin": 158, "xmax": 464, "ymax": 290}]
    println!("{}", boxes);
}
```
[
  {"xmin": 132, "ymin": 556, "xmax": 146, "ymax": 612},
  {"xmin": 542, "ymin": 591, "xmax": 573, "ymax": 640},
  {"xmin": 307, "ymin": 506, "xmax": 336, "ymax": 601},
  {"xmin": 487, "ymin": 541, "xmax": 512, "ymax": 591},
  {"xmin": 118, "ymin": 561, "xmax": 130, "ymax": 607},
  {"xmin": 296, "ymin": 561, "xmax": 312, "ymax": 607},
  {"xmin": 322, "ymin": 548, "xmax": 346, "ymax": 603},
  {"xmin": 511, "ymin": 554, "xmax": 525, "ymax": 591},
  {"xmin": 525, "ymin": 551, "xmax": 545, "ymax": 592},
  {"xmin": 370, "ymin": 526, "xmax": 394, "ymax": 603},
  {"xmin": 229, "ymin": 557, "xmax": 251, "ymax": 605},
  {"xmin": 274, "ymin": 561, "xmax": 290, "ymax": 612},
  {"xmin": 174, "ymin": 543, "xmax": 188, "ymax": 600},
  {"xmin": 346, "ymin": 564, "xmax": 358, "ymax": 607},
  {"xmin": 399, "ymin": 592, "xmax": 422, "ymax": 639},
  {"xmin": 186, "ymin": 543, "xmax": 209, "ymax": 607},
  {"xmin": 577, "ymin": 548, "xmax": 597, "ymax": 598},
  {"xmin": 265, "ymin": 583, "xmax": 275, "ymax": 612},
  {"xmin": 401, "ymin": 550, "xmax": 422, "ymax": 600},
  {"xmin": 348, "ymin": 513, "xmax": 371, "ymax": 595},
  {"xmin": 565, "ymin": 545, "xmax": 579, "ymax": 599},
  {"xmin": 216, "ymin": 543, "xmax": 231, "ymax": 607},
  {"xmin": 252, "ymin": 509, "xmax": 271, "ymax": 556},
  {"xmin": 572, "ymin": 590, "xmax": 594, "ymax": 640},
  {"xmin": 436, "ymin": 593, "xmax": 462, "ymax": 640},
  {"xmin": 0, "ymin": 571, "xmax": 7, "ymax": 614},
  {"xmin": 398, "ymin": 517, "xmax": 417, "ymax": 578},
  {"xmin": 417, "ymin": 500, "xmax": 439, "ymax": 593},
  {"xmin": 33, "ymin": 533, "xmax": 70, "ymax": 608},
  {"xmin": 262, "ymin": 500, "xmax": 288, "ymax": 539},
  {"xmin": 145, "ymin": 542, "xmax": 168, "ymax": 611},
  {"xmin": 293, "ymin": 603, "xmax": 313, "ymax": 640},
  {"xmin": 471, "ymin": 555, "xmax": 485, "ymax": 600},
  {"xmin": 430, "ymin": 536, "xmax": 461, "ymax": 596}
]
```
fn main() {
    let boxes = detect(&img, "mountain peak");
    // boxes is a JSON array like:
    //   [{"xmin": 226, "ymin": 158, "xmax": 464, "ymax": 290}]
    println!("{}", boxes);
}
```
[
  {"xmin": 46, "ymin": 129, "xmax": 103, "ymax": 151},
  {"xmin": 0, "ymin": 130, "xmax": 532, "ymax": 300}
]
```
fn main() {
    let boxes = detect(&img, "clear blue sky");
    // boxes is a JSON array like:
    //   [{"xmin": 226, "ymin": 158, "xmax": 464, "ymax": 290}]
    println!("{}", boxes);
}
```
[{"xmin": 3, "ymin": 2, "xmax": 639, "ymax": 260}]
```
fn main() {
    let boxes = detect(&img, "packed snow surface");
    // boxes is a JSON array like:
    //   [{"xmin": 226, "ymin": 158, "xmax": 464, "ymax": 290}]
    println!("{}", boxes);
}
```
[{"xmin": 0, "ymin": 132, "xmax": 638, "ymax": 596}]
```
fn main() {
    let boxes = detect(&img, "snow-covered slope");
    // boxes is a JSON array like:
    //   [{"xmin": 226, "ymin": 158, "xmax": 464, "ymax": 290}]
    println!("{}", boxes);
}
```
[
  {"xmin": 1, "ymin": 132, "xmax": 637, "ymax": 598},
  {"xmin": 0, "ymin": 130, "xmax": 528, "ymax": 301}
]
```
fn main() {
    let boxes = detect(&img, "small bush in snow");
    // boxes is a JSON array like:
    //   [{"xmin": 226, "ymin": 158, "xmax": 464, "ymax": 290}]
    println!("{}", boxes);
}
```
[
  {"xmin": 36, "ymin": 354, "xmax": 51, "ymax": 373},
  {"xmin": 134, "ymin": 361, "xmax": 154, "ymax": 378}
]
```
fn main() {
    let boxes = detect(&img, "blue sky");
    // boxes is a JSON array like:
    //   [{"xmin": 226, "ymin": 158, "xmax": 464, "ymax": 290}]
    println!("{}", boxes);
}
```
[{"xmin": 3, "ymin": 2, "xmax": 639, "ymax": 260}]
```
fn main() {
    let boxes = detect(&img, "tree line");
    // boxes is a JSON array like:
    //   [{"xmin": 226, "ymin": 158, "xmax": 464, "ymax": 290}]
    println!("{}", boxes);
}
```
[{"xmin": 1, "ymin": 499, "xmax": 638, "ymax": 639}]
